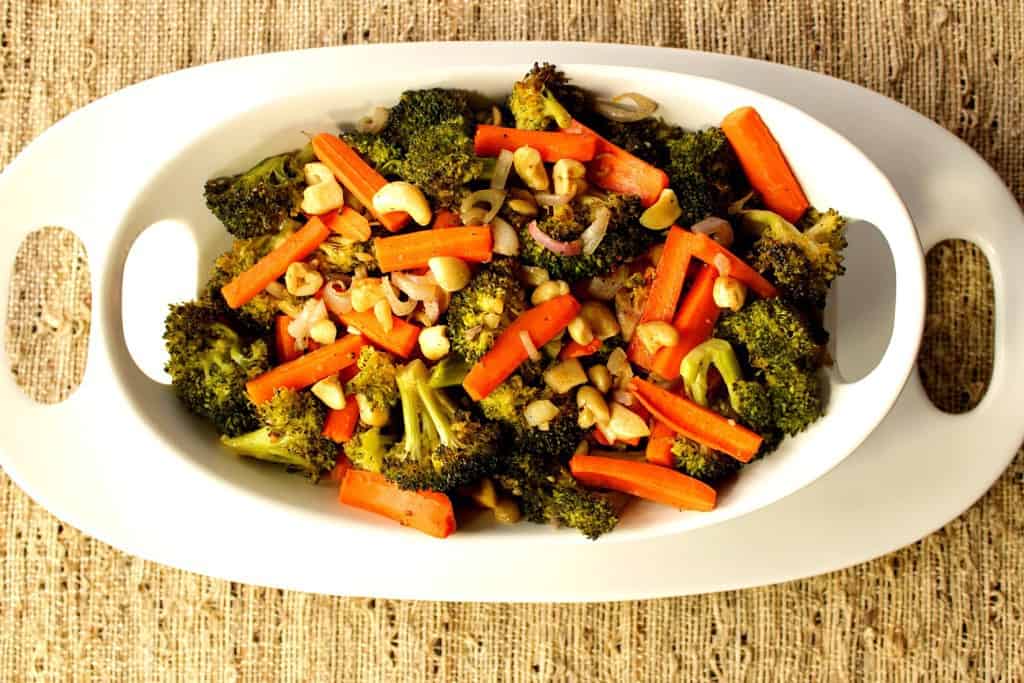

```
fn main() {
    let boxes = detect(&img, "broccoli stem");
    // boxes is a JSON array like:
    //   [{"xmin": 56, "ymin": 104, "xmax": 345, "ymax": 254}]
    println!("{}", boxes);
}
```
[{"xmin": 680, "ymin": 339, "xmax": 743, "ymax": 407}]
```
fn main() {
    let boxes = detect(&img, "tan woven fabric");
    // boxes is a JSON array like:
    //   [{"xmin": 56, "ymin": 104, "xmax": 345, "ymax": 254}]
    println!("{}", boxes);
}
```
[{"xmin": 2, "ymin": 1, "xmax": 1022, "ymax": 680}]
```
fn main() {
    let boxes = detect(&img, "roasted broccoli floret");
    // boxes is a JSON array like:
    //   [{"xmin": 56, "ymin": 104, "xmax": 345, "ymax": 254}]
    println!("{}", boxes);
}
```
[
  {"xmin": 204, "ymin": 146, "xmax": 314, "ymax": 239},
  {"xmin": 478, "ymin": 375, "xmax": 583, "ymax": 462},
  {"xmin": 508, "ymin": 63, "xmax": 578, "ymax": 130},
  {"xmin": 163, "ymin": 299, "xmax": 270, "ymax": 437},
  {"xmin": 344, "ymin": 427, "xmax": 395, "ymax": 474},
  {"xmin": 495, "ymin": 450, "xmax": 618, "ymax": 539},
  {"xmin": 345, "ymin": 347, "xmax": 399, "ymax": 412},
  {"xmin": 316, "ymin": 233, "xmax": 378, "ymax": 276},
  {"xmin": 206, "ymin": 224, "xmax": 300, "ymax": 332},
  {"xmin": 662, "ymin": 127, "xmax": 747, "ymax": 228},
  {"xmin": 594, "ymin": 118, "xmax": 683, "ymax": 167},
  {"xmin": 518, "ymin": 194, "xmax": 653, "ymax": 281},
  {"xmin": 383, "ymin": 359, "xmax": 500, "ymax": 492},
  {"xmin": 219, "ymin": 388, "xmax": 337, "ymax": 480},
  {"xmin": 670, "ymin": 435, "xmax": 741, "ymax": 484},
  {"xmin": 428, "ymin": 355, "xmax": 474, "ymax": 388},
  {"xmin": 715, "ymin": 299, "xmax": 824, "ymax": 435},
  {"xmin": 344, "ymin": 89, "xmax": 489, "ymax": 207},
  {"xmin": 447, "ymin": 257, "xmax": 527, "ymax": 362},
  {"xmin": 741, "ymin": 208, "xmax": 848, "ymax": 310}
]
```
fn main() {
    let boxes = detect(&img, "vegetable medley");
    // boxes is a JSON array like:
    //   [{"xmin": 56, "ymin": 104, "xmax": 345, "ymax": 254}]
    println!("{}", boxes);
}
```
[{"xmin": 165, "ymin": 63, "xmax": 847, "ymax": 539}]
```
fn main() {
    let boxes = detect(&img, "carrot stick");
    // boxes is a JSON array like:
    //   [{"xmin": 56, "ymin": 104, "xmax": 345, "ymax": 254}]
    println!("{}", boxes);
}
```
[
  {"xmin": 463, "ymin": 294, "xmax": 581, "ymax": 401},
  {"xmin": 474, "ymin": 124, "xmax": 598, "ymax": 162},
  {"xmin": 339, "ymin": 310, "xmax": 420, "ymax": 358},
  {"xmin": 677, "ymin": 229, "xmax": 778, "ymax": 299},
  {"xmin": 322, "ymin": 397, "xmax": 360, "ymax": 443},
  {"xmin": 560, "ymin": 338, "xmax": 602, "ymax": 360},
  {"xmin": 645, "ymin": 420, "xmax": 677, "ymax": 467},
  {"xmin": 221, "ymin": 216, "xmax": 331, "ymax": 309},
  {"xmin": 324, "ymin": 206, "xmax": 372, "ymax": 242},
  {"xmin": 564, "ymin": 120, "xmax": 669, "ymax": 207},
  {"xmin": 339, "ymin": 469, "xmax": 456, "ymax": 538},
  {"xmin": 569, "ymin": 454, "xmax": 716, "ymax": 511},
  {"xmin": 246, "ymin": 334, "xmax": 365, "ymax": 404},
  {"xmin": 431, "ymin": 209, "xmax": 461, "ymax": 230},
  {"xmin": 721, "ymin": 107, "xmax": 809, "ymax": 223},
  {"xmin": 628, "ymin": 226, "xmax": 692, "ymax": 369},
  {"xmin": 311, "ymin": 133, "xmax": 410, "ymax": 233},
  {"xmin": 275, "ymin": 315, "xmax": 320, "ymax": 362},
  {"xmin": 629, "ymin": 378, "xmax": 761, "ymax": 463},
  {"xmin": 374, "ymin": 226, "xmax": 493, "ymax": 273},
  {"xmin": 650, "ymin": 264, "xmax": 721, "ymax": 380}
]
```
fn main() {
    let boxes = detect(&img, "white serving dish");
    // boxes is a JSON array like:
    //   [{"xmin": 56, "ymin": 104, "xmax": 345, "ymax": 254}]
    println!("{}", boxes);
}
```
[{"xmin": 2, "ymin": 42, "xmax": 1017, "ymax": 601}]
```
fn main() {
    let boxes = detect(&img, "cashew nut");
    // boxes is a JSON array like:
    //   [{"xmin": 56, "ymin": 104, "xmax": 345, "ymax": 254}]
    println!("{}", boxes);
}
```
[
  {"xmin": 301, "ymin": 163, "xmax": 345, "ymax": 215},
  {"xmin": 284, "ymin": 262, "xmax": 324, "ymax": 297},
  {"xmin": 713, "ymin": 276, "xmax": 747, "ymax": 312},
  {"xmin": 513, "ymin": 146, "xmax": 549, "ymax": 191},
  {"xmin": 639, "ymin": 188, "xmax": 683, "ymax": 230},
  {"xmin": 553, "ymin": 158, "xmax": 587, "ymax": 197},
  {"xmin": 372, "ymin": 181, "xmax": 432, "ymax": 225}
]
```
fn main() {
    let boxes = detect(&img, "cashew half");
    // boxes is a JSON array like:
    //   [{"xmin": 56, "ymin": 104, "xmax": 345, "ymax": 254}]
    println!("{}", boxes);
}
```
[
  {"xmin": 301, "ymin": 163, "xmax": 345, "ymax": 215},
  {"xmin": 373, "ymin": 181, "xmax": 432, "ymax": 225}
]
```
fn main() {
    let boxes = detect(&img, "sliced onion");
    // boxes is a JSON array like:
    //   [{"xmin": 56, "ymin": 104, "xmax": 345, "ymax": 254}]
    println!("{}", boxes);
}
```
[
  {"xmin": 356, "ymin": 106, "xmax": 389, "ymax": 134},
  {"xmin": 490, "ymin": 149, "xmax": 514, "ymax": 190},
  {"xmin": 527, "ymin": 220, "xmax": 582, "ymax": 256},
  {"xmin": 322, "ymin": 280, "xmax": 353, "ymax": 317},
  {"xmin": 580, "ymin": 207, "xmax": 611, "ymax": 256},
  {"xmin": 374, "ymin": 299, "xmax": 394, "ymax": 332},
  {"xmin": 381, "ymin": 276, "xmax": 418, "ymax": 316},
  {"xmin": 491, "ymin": 217, "xmax": 520, "ymax": 256},
  {"xmin": 422, "ymin": 298, "xmax": 442, "ymax": 325},
  {"xmin": 461, "ymin": 207, "xmax": 489, "ymax": 226},
  {"xmin": 288, "ymin": 298, "xmax": 327, "ymax": 351},
  {"xmin": 519, "ymin": 330, "xmax": 541, "ymax": 362},
  {"xmin": 391, "ymin": 271, "xmax": 439, "ymax": 301},
  {"xmin": 460, "ymin": 188, "xmax": 506, "ymax": 226},
  {"xmin": 533, "ymin": 192, "xmax": 572, "ymax": 207},
  {"xmin": 712, "ymin": 253, "xmax": 732, "ymax": 277},
  {"xmin": 692, "ymin": 217, "xmax": 734, "ymax": 248},
  {"xmin": 594, "ymin": 92, "xmax": 658, "ymax": 122}
]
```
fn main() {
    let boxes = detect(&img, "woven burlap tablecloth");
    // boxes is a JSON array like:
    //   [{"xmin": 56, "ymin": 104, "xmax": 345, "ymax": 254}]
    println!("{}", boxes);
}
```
[{"xmin": 2, "ymin": 2, "xmax": 1022, "ymax": 680}]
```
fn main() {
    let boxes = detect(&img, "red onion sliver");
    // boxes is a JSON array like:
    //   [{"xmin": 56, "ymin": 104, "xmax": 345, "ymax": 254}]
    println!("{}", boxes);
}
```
[
  {"xmin": 712, "ymin": 253, "xmax": 731, "ymax": 277},
  {"xmin": 691, "ymin": 216, "xmax": 734, "ymax": 247},
  {"xmin": 322, "ymin": 280, "xmax": 353, "ymax": 317},
  {"xmin": 580, "ymin": 207, "xmax": 611, "ymax": 256},
  {"xmin": 527, "ymin": 220, "xmax": 582, "ymax": 256},
  {"xmin": 519, "ymin": 330, "xmax": 541, "ymax": 362},
  {"xmin": 381, "ymin": 276, "xmax": 418, "ymax": 316}
]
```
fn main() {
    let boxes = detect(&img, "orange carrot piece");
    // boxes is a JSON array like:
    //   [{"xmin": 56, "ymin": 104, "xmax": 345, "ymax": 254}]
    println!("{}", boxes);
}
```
[
  {"xmin": 324, "ymin": 206, "xmax": 372, "ymax": 242},
  {"xmin": 275, "ymin": 315, "xmax": 301, "ymax": 363},
  {"xmin": 569, "ymin": 454, "xmax": 717, "ymax": 512},
  {"xmin": 560, "ymin": 338, "xmax": 602, "ymax": 360},
  {"xmin": 645, "ymin": 420, "xmax": 677, "ymax": 467},
  {"xmin": 628, "ymin": 226, "xmax": 693, "ymax": 369},
  {"xmin": 677, "ymin": 229, "xmax": 778, "ymax": 299},
  {"xmin": 339, "ymin": 470, "xmax": 456, "ymax": 538},
  {"xmin": 650, "ymin": 264, "xmax": 721, "ymax": 379},
  {"xmin": 374, "ymin": 226, "xmax": 493, "ymax": 273},
  {"xmin": 322, "ymin": 397, "xmax": 360, "ymax": 443},
  {"xmin": 246, "ymin": 334, "xmax": 365, "ymax": 404},
  {"xmin": 565, "ymin": 120, "xmax": 669, "ymax": 207},
  {"xmin": 221, "ymin": 216, "xmax": 331, "ymax": 309},
  {"xmin": 629, "ymin": 378, "xmax": 762, "ymax": 463},
  {"xmin": 431, "ymin": 209, "xmax": 462, "ymax": 230},
  {"xmin": 311, "ymin": 133, "xmax": 410, "ymax": 232},
  {"xmin": 721, "ymin": 106, "xmax": 809, "ymax": 223},
  {"xmin": 473, "ymin": 124, "xmax": 598, "ymax": 162},
  {"xmin": 339, "ymin": 310, "xmax": 420, "ymax": 358},
  {"xmin": 463, "ymin": 294, "xmax": 581, "ymax": 401}
]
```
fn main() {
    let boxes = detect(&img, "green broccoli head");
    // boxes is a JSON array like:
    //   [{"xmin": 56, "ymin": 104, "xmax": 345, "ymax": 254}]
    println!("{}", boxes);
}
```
[
  {"xmin": 345, "ymin": 347, "xmax": 400, "ymax": 412},
  {"xmin": 670, "ymin": 435, "xmax": 741, "ymax": 484},
  {"xmin": 479, "ymin": 375, "xmax": 584, "ymax": 462},
  {"xmin": 382, "ymin": 360, "xmax": 500, "ymax": 492},
  {"xmin": 204, "ymin": 146, "xmax": 314, "ymax": 239},
  {"xmin": 662, "ymin": 127, "xmax": 748, "ymax": 227},
  {"xmin": 508, "ymin": 63, "xmax": 581, "ymax": 130},
  {"xmin": 518, "ymin": 193, "xmax": 653, "ymax": 281},
  {"xmin": 742, "ymin": 208, "xmax": 848, "ymax": 310},
  {"xmin": 495, "ymin": 450, "xmax": 619, "ymax": 539},
  {"xmin": 715, "ymin": 299, "xmax": 824, "ymax": 435},
  {"xmin": 343, "ymin": 88, "xmax": 489, "ymax": 207},
  {"xmin": 205, "ymin": 224, "xmax": 300, "ymax": 333},
  {"xmin": 593, "ymin": 118, "xmax": 684, "ymax": 167},
  {"xmin": 163, "ymin": 299, "xmax": 270, "ymax": 437},
  {"xmin": 447, "ymin": 257, "xmax": 527, "ymax": 363},
  {"xmin": 316, "ymin": 234, "xmax": 378, "ymax": 277},
  {"xmin": 219, "ymin": 388, "xmax": 337, "ymax": 480},
  {"xmin": 343, "ymin": 427, "xmax": 395, "ymax": 474}
]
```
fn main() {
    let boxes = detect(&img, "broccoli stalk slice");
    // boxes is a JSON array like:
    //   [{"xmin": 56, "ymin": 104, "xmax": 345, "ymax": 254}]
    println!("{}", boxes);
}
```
[
  {"xmin": 220, "ymin": 428, "xmax": 320, "ymax": 472},
  {"xmin": 680, "ymin": 338, "xmax": 744, "ymax": 408},
  {"xmin": 428, "ymin": 355, "xmax": 473, "ymax": 388},
  {"xmin": 416, "ymin": 378, "xmax": 459, "ymax": 448},
  {"xmin": 395, "ymin": 361, "xmax": 435, "ymax": 461}
]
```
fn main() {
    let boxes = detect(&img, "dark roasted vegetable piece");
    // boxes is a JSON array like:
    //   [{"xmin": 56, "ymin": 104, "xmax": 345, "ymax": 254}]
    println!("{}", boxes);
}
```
[
  {"xmin": 447, "ymin": 257, "xmax": 527, "ymax": 363},
  {"xmin": 163, "ymin": 299, "xmax": 270, "ymax": 437},
  {"xmin": 204, "ymin": 146, "xmax": 314, "ymax": 239},
  {"xmin": 478, "ymin": 375, "xmax": 584, "ymax": 462}
]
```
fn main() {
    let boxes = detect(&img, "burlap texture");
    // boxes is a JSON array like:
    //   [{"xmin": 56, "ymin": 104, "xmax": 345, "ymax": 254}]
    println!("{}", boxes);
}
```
[{"xmin": 2, "ymin": 1, "xmax": 1022, "ymax": 680}]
